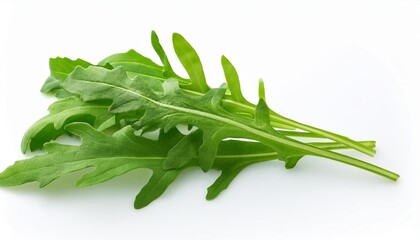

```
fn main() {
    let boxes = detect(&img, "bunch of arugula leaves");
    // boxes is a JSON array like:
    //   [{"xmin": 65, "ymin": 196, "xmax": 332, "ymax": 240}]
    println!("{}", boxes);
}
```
[{"xmin": 0, "ymin": 31, "xmax": 399, "ymax": 209}]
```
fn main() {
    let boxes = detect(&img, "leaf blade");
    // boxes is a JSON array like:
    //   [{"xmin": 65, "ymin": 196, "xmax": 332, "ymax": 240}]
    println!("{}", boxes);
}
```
[
  {"xmin": 221, "ymin": 56, "xmax": 252, "ymax": 105},
  {"xmin": 42, "ymin": 57, "xmax": 92, "ymax": 96},
  {"xmin": 172, "ymin": 33, "xmax": 210, "ymax": 92},
  {"xmin": 134, "ymin": 168, "xmax": 180, "ymax": 209},
  {"xmin": 21, "ymin": 97, "xmax": 113, "ymax": 153}
]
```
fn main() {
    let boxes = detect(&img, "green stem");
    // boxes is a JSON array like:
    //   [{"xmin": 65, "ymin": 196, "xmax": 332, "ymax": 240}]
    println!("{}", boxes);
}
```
[
  {"xmin": 272, "ymin": 113, "xmax": 376, "ymax": 156},
  {"xmin": 311, "ymin": 140, "xmax": 376, "ymax": 150},
  {"xmin": 218, "ymin": 97, "xmax": 375, "ymax": 156},
  {"xmin": 214, "ymin": 140, "xmax": 397, "ymax": 181},
  {"xmin": 308, "ymin": 141, "xmax": 398, "ymax": 180},
  {"xmin": 278, "ymin": 130, "xmax": 323, "ymax": 138},
  {"xmin": 301, "ymin": 143, "xmax": 396, "ymax": 180}
]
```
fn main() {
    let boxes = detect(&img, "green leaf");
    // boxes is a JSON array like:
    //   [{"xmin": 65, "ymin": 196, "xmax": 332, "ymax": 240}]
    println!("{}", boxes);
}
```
[
  {"xmin": 206, "ymin": 164, "xmax": 247, "ymax": 200},
  {"xmin": 172, "ymin": 33, "xmax": 210, "ymax": 92},
  {"xmin": 151, "ymin": 31, "xmax": 170, "ymax": 70},
  {"xmin": 150, "ymin": 31, "xmax": 185, "ymax": 81},
  {"xmin": 93, "ymin": 32, "xmax": 377, "ymax": 155},
  {"xmin": 207, "ymin": 139, "xmax": 283, "ymax": 200},
  {"xmin": 0, "ymin": 121, "xmax": 386, "ymax": 208},
  {"xmin": 221, "ymin": 56, "xmax": 252, "ymax": 105},
  {"xmin": 207, "ymin": 139, "xmax": 377, "ymax": 199},
  {"xmin": 163, "ymin": 129, "xmax": 203, "ymax": 170},
  {"xmin": 254, "ymin": 99, "xmax": 271, "ymax": 128},
  {"xmin": 64, "ymin": 66, "xmax": 398, "ymax": 180},
  {"xmin": 41, "ymin": 76, "xmax": 61, "ymax": 94},
  {"xmin": 50, "ymin": 57, "xmax": 92, "ymax": 81},
  {"xmin": 0, "ymin": 123, "xmax": 285, "ymax": 207},
  {"xmin": 21, "ymin": 97, "xmax": 114, "ymax": 153},
  {"xmin": 99, "ymin": 32, "xmax": 190, "ymax": 87},
  {"xmin": 99, "ymin": 49, "xmax": 165, "ymax": 81},
  {"xmin": 41, "ymin": 57, "xmax": 92, "ymax": 96},
  {"xmin": 0, "ymin": 31, "xmax": 398, "ymax": 211},
  {"xmin": 0, "ymin": 123, "xmax": 175, "ymax": 188},
  {"xmin": 134, "ymin": 168, "xmax": 180, "ymax": 209},
  {"xmin": 1, "ymin": 123, "xmax": 275, "ymax": 207}
]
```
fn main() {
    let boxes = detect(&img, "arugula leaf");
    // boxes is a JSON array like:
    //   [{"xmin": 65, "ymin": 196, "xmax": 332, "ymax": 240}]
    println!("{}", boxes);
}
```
[
  {"xmin": 0, "ymin": 122, "xmax": 378, "ymax": 208},
  {"xmin": 63, "ymin": 66, "xmax": 398, "ymax": 180},
  {"xmin": 3, "ymin": 123, "xmax": 165, "ymax": 187},
  {"xmin": 1, "ymin": 123, "xmax": 181, "ymax": 208},
  {"xmin": 42, "ymin": 57, "xmax": 115, "ymax": 98},
  {"xmin": 41, "ymin": 57, "xmax": 93, "ymax": 97},
  {"xmin": 42, "ymin": 33, "xmax": 374, "ymax": 157},
  {"xmin": 163, "ymin": 129, "xmax": 203, "ymax": 170},
  {"xmin": 99, "ymin": 32, "xmax": 375, "ymax": 156},
  {"xmin": 150, "ymin": 31, "xmax": 188, "ymax": 82},
  {"xmin": 1, "ymin": 31, "xmax": 397, "ymax": 210},
  {"xmin": 170, "ymin": 33, "xmax": 376, "ymax": 156},
  {"xmin": 98, "ymin": 49, "xmax": 165, "ymax": 81},
  {"xmin": 134, "ymin": 168, "xmax": 180, "ymax": 209},
  {"xmin": 33, "ymin": 52, "xmax": 334, "ymax": 156},
  {"xmin": 172, "ymin": 33, "xmax": 210, "ymax": 93},
  {"xmin": 221, "ymin": 56, "xmax": 252, "ymax": 107},
  {"xmin": 21, "ymin": 97, "xmax": 114, "ymax": 153},
  {"xmin": 208, "ymin": 139, "xmax": 377, "ymax": 200}
]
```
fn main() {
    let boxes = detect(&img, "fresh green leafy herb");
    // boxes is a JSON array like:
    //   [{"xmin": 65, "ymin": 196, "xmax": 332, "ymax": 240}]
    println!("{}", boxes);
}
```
[
  {"xmin": 0, "ymin": 123, "xmax": 379, "ymax": 208},
  {"xmin": 21, "ymin": 97, "xmax": 113, "ymax": 153},
  {"xmin": 41, "ymin": 32, "xmax": 374, "ymax": 154},
  {"xmin": 0, "ymin": 31, "xmax": 398, "ymax": 209},
  {"xmin": 63, "ymin": 66, "xmax": 396, "ymax": 179}
]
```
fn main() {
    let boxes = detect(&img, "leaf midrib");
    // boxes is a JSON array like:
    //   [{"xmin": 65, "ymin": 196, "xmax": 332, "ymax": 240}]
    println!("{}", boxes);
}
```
[{"xmin": 110, "ymin": 61, "xmax": 163, "ymax": 71}]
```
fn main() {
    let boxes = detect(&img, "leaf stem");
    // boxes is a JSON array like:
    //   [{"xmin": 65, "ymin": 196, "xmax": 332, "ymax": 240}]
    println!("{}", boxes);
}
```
[
  {"xmin": 218, "ymin": 96, "xmax": 376, "ymax": 156},
  {"xmin": 215, "ymin": 140, "xmax": 397, "ymax": 181},
  {"xmin": 271, "ymin": 113, "xmax": 376, "ymax": 156}
]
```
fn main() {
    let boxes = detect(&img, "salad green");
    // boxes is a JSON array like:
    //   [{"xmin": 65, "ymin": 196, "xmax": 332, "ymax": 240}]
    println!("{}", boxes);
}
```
[{"xmin": 0, "ymin": 31, "xmax": 398, "ymax": 209}]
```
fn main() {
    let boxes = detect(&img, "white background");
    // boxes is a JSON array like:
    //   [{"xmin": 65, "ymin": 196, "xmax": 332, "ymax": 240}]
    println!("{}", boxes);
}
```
[{"xmin": 0, "ymin": 0, "xmax": 419, "ymax": 239}]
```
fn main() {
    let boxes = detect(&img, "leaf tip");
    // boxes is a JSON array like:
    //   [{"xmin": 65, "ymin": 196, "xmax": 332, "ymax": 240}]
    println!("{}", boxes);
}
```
[
  {"xmin": 258, "ymin": 78, "xmax": 266, "ymax": 101},
  {"xmin": 221, "ymin": 55, "xmax": 228, "ymax": 63},
  {"xmin": 172, "ymin": 32, "xmax": 183, "ymax": 41},
  {"xmin": 172, "ymin": 32, "xmax": 191, "ymax": 50},
  {"xmin": 162, "ymin": 159, "xmax": 178, "ymax": 170},
  {"xmin": 199, "ymin": 161, "xmax": 212, "ymax": 173},
  {"xmin": 75, "ymin": 179, "xmax": 91, "ymax": 188},
  {"xmin": 134, "ymin": 201, "xmax": 147, "ymax": 210},
  {"xmin": 285, "ymin": 157, "xmax": 299, "ymax": 169},
  {"xmin": 151, "ymin": 30, "xmax": 159, "ymax": 42},
  {"xmin": 205, "ymin": 191, "xmax": 217, "ymax": 201},
  {"xmin": 134, "ymin": 195, "xmax": 153, "ymax": 210}
]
